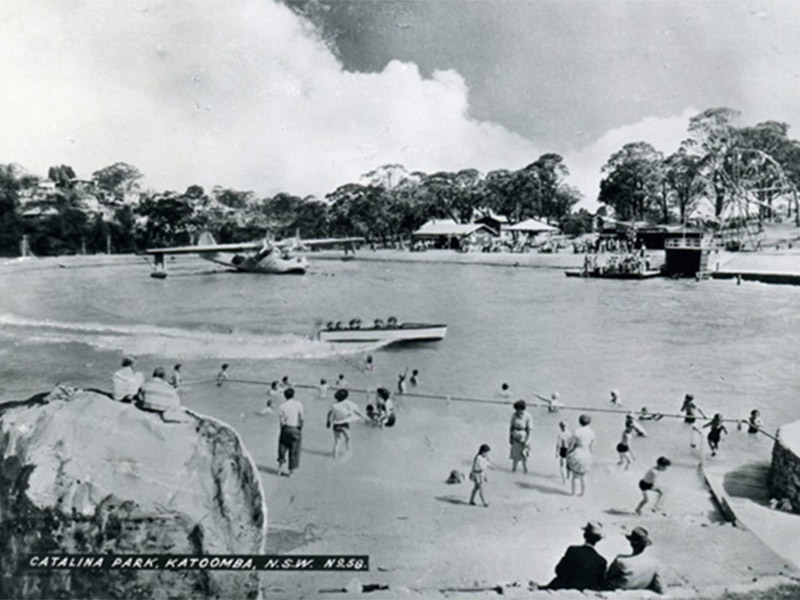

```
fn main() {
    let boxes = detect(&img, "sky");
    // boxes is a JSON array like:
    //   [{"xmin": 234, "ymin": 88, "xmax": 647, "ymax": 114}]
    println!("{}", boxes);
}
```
[{"xmin": 2, "ymin": 0, "xmax": 800, "ymax": 208}]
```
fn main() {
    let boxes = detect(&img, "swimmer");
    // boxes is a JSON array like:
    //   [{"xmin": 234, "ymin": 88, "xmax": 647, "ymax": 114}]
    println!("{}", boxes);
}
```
[{"xmin": 215, "ymin": 364, "xmax": 230, "ymax": 387}]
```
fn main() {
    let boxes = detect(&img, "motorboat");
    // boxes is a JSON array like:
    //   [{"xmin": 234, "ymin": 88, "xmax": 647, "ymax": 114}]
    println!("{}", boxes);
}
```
[{"xmin": 318, "ymin": 322, "xmax": 447, "ymax": 344}]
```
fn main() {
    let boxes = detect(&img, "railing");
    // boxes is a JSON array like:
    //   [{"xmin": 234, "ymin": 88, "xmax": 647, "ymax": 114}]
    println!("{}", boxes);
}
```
[{"xmin": 665, "ymin": 237, "xmax": 708, "ymax": 249}]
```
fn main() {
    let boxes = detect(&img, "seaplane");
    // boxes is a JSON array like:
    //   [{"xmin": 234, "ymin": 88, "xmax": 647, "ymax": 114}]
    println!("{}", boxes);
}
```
[{"xmin": 144, "ymin": 232, "xmax": 362, "ymax": 278}]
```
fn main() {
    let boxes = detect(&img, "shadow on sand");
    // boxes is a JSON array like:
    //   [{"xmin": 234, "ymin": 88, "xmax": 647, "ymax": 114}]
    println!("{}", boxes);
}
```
[
  {"xmin": 435, "ymin": 495, "xmax": 472, "ymax": 506},
  {"xmin": 515, "ymin": 481, "xmax": 571, "ymax": 496},
  {"xmin": 256, "ymin": 464, "xmax": 281, "ymax": 476}
]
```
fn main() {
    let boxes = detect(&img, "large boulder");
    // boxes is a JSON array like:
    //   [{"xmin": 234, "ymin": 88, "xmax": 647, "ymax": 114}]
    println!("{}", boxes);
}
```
[{"xmin": 0, "ymin": 387, "xmax": 267, "ymax": 599}]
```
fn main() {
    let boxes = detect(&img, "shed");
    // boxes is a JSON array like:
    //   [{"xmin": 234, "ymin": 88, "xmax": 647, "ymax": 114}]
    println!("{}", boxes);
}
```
[{"xmin": 412, "ymin": 219, "xmax": 497, "ymax": 250}]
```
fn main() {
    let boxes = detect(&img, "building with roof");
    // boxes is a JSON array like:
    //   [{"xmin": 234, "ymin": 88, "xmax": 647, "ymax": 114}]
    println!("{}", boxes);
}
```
[{"xmin": 412, "ymin": 219, "xmax": 497, "ymax": 250}]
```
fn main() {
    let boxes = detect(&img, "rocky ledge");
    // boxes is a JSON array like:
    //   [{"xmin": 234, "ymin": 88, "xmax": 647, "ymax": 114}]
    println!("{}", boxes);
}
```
[{"xmin": 0, "ymin": 387, "xmax": 266, "ymax": 599}]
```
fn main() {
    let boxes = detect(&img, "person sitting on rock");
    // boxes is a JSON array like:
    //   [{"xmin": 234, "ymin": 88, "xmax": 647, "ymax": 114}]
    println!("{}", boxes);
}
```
[
  {"xmin": 141, "ymin": 367, "xmax": 190, "ymax": 422},
  {"xmin": 112, "ymin": 356, "xmax": 144, "ymax": 403}
]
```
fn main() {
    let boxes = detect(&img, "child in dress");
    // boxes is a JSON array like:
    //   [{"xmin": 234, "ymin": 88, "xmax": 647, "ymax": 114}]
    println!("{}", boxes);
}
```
[{"xmin": 469, "ymin": 444, "xmax": 492, "ymax": 507}]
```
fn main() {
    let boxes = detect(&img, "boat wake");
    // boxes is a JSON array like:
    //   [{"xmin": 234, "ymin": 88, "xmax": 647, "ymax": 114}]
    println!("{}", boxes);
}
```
[{"xmin": 0, "ymin": 313, "xmax": 387, "ymax": 360}]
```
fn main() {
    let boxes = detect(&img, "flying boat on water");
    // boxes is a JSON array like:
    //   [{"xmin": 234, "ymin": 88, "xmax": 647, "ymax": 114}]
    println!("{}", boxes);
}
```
[{"xmin": 144, "ymin": 232, "xmax": 363, "ymax": 278}]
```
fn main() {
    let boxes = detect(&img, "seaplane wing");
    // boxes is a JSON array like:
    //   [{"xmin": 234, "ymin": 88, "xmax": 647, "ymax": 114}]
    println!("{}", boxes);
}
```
[
  {"xmin": 145, "ymin": 240, "xmax": 262, "ymax": 255},
  {"xmin": 144, "ymin": 232, "xmax": 308, "ymax": 277},
  {"xmin": 297, "ymin": 237, "xmax": 364, "ymax": 248}
]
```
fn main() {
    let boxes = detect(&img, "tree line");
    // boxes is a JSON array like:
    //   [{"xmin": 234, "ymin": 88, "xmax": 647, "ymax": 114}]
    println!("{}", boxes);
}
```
[
  {"xmin": 0, "ymin": 155, "xmax": 587, "ymax": 256},
  {"xmin": 2, "ymin": 106, "xmax": 797, "ymax": 257}
]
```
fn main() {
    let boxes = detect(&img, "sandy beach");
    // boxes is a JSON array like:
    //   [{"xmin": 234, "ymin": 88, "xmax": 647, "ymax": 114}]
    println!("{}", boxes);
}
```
[{"xmin": 178, "ymin": 374, "xmax": 798, "ymax": 598}]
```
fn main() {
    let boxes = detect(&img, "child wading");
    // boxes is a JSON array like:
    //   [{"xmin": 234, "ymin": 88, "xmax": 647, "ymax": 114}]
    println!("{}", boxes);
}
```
[
  {"xmin": 635, "ymin": 456, "xmax": 671, "ymax": 515},
  {"xmin": 469, "ymin": 444, "xmax": 491, "ymax": 507},
  {"xmin": 703, "ymin": 413, "xmax": 728, "ymax": 457}
]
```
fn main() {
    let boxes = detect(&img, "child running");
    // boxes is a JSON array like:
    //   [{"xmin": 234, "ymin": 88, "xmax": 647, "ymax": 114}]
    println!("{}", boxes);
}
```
[
  {"xmin": 555, "ymin": 422, "xmax": 571, "ymax": 482},
  {"xmin": 469, "ymin": 444, "xmax": 492, "ymax": 507},
  {"xmin": 703, "ymin": 413, "xmax": 728, "ymax": 457},
  {"xmin": 635, "ymin": 456, "xmax": 671, "ymax": 515}
]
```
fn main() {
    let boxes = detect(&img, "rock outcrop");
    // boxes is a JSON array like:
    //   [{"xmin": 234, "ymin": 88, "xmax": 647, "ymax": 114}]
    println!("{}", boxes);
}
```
[{"xmin": 0, "ymin": 387, "xmax": 267, "ymax": 599}]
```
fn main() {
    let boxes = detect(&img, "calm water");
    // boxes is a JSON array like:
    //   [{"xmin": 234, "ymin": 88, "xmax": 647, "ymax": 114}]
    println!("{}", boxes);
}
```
[{"xmin": 1, "ymin": 254, "xmax": 799, "ymax": 458}]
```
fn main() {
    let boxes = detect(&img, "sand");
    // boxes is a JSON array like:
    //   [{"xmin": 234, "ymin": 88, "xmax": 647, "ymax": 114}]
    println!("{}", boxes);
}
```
[{"xmin": 176, "ymin": 376, "xmax": 800, "ymax": 599}]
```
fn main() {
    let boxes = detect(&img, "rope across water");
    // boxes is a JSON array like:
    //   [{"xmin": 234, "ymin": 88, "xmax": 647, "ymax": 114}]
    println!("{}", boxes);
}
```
[{"xmin": 182, "ymin": 376, "xmax": 778, "ymax": 442}]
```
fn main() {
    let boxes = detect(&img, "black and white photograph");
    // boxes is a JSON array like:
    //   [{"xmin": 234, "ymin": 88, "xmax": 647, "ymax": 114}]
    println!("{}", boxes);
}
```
[{"xmin": 1, "ymin": 1, "xmax": 800, "ymax": 598}]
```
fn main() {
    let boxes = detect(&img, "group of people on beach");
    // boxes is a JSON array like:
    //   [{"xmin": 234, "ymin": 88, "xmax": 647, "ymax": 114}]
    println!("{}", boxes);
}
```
[{"xmin": 465, "ymin": 385, "xmax": 766, "ymax": 520}]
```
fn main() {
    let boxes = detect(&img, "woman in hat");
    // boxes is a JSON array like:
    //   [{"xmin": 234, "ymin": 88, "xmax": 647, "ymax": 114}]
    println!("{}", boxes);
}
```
[
  {"xmin": 566, "ymin": 414, "xmax": 595, "ymax": 496},
  {"xmin": 509, "ymin": 400, "xmax": 533, "ymax": 473}
]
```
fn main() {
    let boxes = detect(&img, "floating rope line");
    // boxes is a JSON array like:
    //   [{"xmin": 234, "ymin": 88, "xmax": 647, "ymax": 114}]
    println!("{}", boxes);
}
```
[{"xmin": 197, "ymin": 376, "xmax": 778, "ymax": 441}]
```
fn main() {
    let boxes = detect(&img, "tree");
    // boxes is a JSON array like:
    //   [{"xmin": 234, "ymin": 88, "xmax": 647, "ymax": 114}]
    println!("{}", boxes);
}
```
[
  {"xmin": 664, "ymin": 148, "xmax": 702, "ymax": 223},
  {"xmin": 137, "ymin": 194, "xmax": 194, "ymax": 247},
  {"xmin": 685, "ymin": 107, "xmax": 741, "ymax": 218},
  {"xmin": 598, "ymin": 142, "xmax": 664, "ymax": 222},
  {"xmin": 0, "ymin": 164, "xmax": 24, "ymax": 255},
  {"xmin": 92, "ymin": 162, "xmax": 143, "ymax": 202},
  {"xmin": 48, "ymin": 165, "xmax": 76, "ymax": 188}
]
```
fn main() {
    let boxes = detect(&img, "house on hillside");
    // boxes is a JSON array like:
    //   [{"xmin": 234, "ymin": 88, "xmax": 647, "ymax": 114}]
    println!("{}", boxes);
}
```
[{"xmin": 412, "ymin": 219, "xmax": 497, "ymax": 251}]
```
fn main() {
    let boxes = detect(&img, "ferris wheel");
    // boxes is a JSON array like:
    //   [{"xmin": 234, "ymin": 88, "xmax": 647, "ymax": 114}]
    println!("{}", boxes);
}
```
[{"xmin": 712, "ymin": 148, "xmax": 797, "ymax": 250}]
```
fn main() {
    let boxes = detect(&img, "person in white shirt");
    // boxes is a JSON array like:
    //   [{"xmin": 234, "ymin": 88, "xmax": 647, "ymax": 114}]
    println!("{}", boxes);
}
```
[
  {"xmin": 606, "ymin": 527, "xmax": 664, "ymax": 594},
  {"xmin": 112, "ymin": 357, "xmax": 144, "ymax": 403},
  {"xmin": 277, "ymin": 388, "xmax": 304, "ymax": 477},
  {"xmin": 326, "ymin": 388, "xmax": 367, "ymax": 458}
]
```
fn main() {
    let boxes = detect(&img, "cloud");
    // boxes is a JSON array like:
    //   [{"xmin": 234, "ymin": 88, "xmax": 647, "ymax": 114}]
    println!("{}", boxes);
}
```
[
  {"xmin": 0, "ymin": 0, "xmax": 540, "ymax": 197},
  {"xmin": 564, "ymin": 108, "xmax": 699, "ymax": 209}
]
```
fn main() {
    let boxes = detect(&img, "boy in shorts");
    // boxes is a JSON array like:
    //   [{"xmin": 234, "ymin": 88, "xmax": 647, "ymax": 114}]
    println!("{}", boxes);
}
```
[{"xmin": 635, "ymin": 456, "xmax": 671, "ymax": 515}]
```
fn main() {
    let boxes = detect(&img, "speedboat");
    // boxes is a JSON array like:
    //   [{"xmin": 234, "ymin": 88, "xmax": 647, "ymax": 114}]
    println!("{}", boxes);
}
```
[{"xmin": 318, "ymin": 322, "xmax": 447, "ymax": 344}]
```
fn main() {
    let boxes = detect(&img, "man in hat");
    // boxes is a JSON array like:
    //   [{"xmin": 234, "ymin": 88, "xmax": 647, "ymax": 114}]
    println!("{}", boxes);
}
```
[
  {"xmin": 606, "ymin": 527, "xmax": 664, "ymax": 594},
  {"xmin": 545, "ymin": 521, "xmax": 607, "ymax": 591}
]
